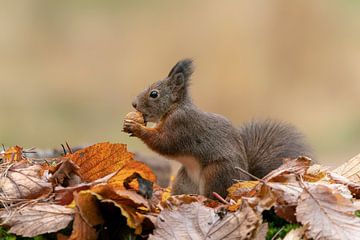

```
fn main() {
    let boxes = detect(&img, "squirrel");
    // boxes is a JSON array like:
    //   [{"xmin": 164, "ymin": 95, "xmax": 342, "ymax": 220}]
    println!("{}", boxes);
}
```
[{"xmin": 123, "ymin": 59, "xmax": 312, "ymax": 198}]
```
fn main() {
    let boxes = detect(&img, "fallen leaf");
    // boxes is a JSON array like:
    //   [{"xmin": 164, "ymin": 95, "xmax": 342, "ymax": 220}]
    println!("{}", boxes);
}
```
[
  {"xmin": 263, "ymin": 156, "xmax": 312, "ymax": 182},
  {"xmin": 75, "ymin": 191, "xmax": 104, "ymax": 227},
  {"xmin": 329, "ymin": 172, "xmax": 360, "ymax": 198},
  {"xmin": 227, "ymin": 181, "xmax": 259, "ymax": 200},
  {"xmin": 0, "ymin": 163, "xmax": 52, "ymax": 200},
  {"xmin": 150, "ymin": 202, "xmax": 259, "ymax": 240},
  {"xmin": 69, "ymin": 210, "xmax": 98, "ymax": 240},
  {"xmin": 49, "ymin": 159, "xmax": 81, "ymax": 187},
  {"xmin": 0, "ymin": 146, "xmax": 24, "ymax": 162},
  {"xmin": 245, "ymin": 183, "xmax": 276, "ymax": 213},
  {"xmin": 333, "ymin": 153, "xmax": 360, "ymax": 182},
  {"xmin": 67, "ymin": 142, "xmax": 134, "ymax": 182},
  {"xmin": 254, "ymin": 223, "xmax": 269, "ymax": 240},
  {"xmin": 108, "ymin": 160, "xmax": 156, "ymax": 191},
  {"xmin": 0, "ymin": 203, "xmax": 74, "ymax": 237},
  {"xmin": 296, "ymin": 184, "xmax": 360, "ymax": 240}
]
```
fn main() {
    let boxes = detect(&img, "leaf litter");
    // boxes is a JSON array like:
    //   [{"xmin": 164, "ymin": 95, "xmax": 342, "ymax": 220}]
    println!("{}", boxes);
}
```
[{"xmin": 0, "ymin": 144, "xmax": 360, "ymax": 239}]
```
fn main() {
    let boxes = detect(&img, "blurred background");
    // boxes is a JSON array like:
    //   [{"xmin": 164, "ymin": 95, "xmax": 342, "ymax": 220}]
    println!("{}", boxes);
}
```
[{"xmin": 1, "ymin": 0, "xmax": 359, "ymax": 166}]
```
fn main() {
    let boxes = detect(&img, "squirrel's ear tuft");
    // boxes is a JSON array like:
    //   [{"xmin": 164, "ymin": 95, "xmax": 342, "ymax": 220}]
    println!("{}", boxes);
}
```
[{"xmin": 168, "ymin": 59, "xmax": 194, "ymax": 81}]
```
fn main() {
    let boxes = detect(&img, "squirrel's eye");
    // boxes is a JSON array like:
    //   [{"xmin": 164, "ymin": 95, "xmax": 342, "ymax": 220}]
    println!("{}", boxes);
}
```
[{"xmin": 149, "ymin": 90, "xmax": 159, "ymax": 98}]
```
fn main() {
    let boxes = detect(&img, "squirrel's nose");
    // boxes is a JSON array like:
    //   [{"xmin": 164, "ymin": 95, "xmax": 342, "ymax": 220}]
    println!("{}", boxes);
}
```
[{"xmin": 132, "ymin": 101, "xmax": 137, "ymax": 109}]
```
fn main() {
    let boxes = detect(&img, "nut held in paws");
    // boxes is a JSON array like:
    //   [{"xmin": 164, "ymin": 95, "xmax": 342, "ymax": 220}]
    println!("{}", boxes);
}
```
[{"xmin": 125, "ymin": 111, "xmax": 145, "ymax": 125}]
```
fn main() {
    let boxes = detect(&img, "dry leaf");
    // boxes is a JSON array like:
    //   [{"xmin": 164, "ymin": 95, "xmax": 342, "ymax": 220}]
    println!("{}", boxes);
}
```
[
  {"xmin": 227, "ymin": 181, "xmax": 259, "ymax": 200},
  {"xmin": 67, "ymin": 142, "xmax": 134, "ymax": 182},
  {"xmin": 263, "ymin": 156, "xmax": 311, "ymax": 182},
  {"xmin": 0, "ymin": 163, "xmax": 52, "ymax": 200},
  {"xmin": 150, "ymin": 202, "xmax": 259, "ymax": 240},
  {"xmin": 296, "ymin": 184, "xmax": 360, "ymax": 240},
  {"xmin": 329, "ymin": 171, "xmax": 360, "ymax": 198},
  {"xmin": 0, "ymin": 203, "xmax": 74, "ymax": 237},
  {"xmin": 254, "ymin": 223, "xmax": 268, "ymax": 240},
  {"xmin": 108, "ymin": 160, "xmax": 156, "ymax": 191},
  {"xmin": 246, "ymin": 184, "xmax": 276, "ymax": 213},
  {"xmin": 333, "ymin": 153, "xmax": 360, "ymax": 182},
  {"xmin": 0, "ymin": 146, "xmax": 24, "ymax": 162},
  {"xmin": 69, "ymin": 210, "xmax": 98, "ymax": 240},
  {"xmin": 75, "ymin": 191, "xmax": 104, "ymax": 227},
  {"xmin": 49, "ymin": 159, "xmax": 81, "ymax": 187}
]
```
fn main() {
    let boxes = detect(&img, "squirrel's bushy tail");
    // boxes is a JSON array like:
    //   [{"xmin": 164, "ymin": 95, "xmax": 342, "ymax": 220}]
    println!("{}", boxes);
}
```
[{"xmin": 239, "ymin": 119, "xmax": 313, "ymax": 178}]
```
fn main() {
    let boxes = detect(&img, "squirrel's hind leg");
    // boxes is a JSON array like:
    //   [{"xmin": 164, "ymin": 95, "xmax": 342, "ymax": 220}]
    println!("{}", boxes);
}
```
[{"xmin": 172, "ymin": 167, "xmax": 199, "ymax": 195}]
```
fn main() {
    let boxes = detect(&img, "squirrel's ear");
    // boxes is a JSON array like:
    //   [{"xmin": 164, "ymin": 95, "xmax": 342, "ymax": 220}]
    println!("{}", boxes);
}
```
[
  {"xmin": 167, "ymin": 59, "xmax": 194, "ymax": 88},
  {"xmin": 168, "ymin": 59, "xmax": 194, "ymax": 98}
]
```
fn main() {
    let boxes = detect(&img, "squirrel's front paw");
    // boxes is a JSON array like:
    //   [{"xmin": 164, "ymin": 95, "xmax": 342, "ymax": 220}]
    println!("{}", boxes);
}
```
[{"xmin": 123, "ymin": 119, "xmax": 142, "ymax": 136}]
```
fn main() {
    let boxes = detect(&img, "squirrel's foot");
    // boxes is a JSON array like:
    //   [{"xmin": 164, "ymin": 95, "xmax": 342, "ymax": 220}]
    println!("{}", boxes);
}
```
[{"xmin": 123, "ymin": 119, "xmax": 142, "ymax": 136}]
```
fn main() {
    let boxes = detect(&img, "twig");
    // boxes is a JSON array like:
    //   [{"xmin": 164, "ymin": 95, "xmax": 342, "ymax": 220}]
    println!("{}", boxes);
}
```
[
  {"xmin": 235, "ymin": 166, "xmax": 262, "ymax": 181},
  {"xmin": 212, "ymin": 192, "xmax": 229, "ymax": 204},
  {"xmin": 60, "ymin": 144, "xmax": 67, "ymax": 156},
  {"xmin": 65, "ymin": 142, "xmax": 73, "ymax": 154}
]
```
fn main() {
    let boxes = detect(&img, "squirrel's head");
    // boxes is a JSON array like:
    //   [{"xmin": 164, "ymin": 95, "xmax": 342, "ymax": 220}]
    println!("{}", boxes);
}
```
[{"xmin": 132, "ymin": 59, "xmax": 194, "ymax": 123}]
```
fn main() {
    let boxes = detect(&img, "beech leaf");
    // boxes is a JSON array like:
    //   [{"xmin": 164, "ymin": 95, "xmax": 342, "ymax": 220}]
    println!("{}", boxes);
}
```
[
  {"xmin": 150, "ymin": 202, "xmax": 259, "ymax": 240},
  {"xmin": 0, "ymin": 163, "xmax": 52, "ymax": 200},
  {"xmin": 0, "ymin": 203, "xmax": 74, "ymax": 237},
  {"xmin": 333, "ymin": 153, "xmax": 360, "ymax": 183},
  {"xmin": 296, "ymin": 184, "xmax": 360, "ymax": 240}
]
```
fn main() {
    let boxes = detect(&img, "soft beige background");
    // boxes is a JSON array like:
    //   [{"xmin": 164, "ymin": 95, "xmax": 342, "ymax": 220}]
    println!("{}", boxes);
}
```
[{"xmin": 1, "ymin": 1, "xmax": 360, "ymax": 166}]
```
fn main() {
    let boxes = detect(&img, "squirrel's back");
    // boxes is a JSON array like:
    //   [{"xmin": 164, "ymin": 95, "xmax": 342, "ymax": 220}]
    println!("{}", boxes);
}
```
[{"xmin": 239, "ymin": 119, "xmax": 312, "ymax": 178}]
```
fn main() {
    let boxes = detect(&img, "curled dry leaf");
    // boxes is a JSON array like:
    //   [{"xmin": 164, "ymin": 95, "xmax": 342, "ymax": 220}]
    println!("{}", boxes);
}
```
[
  {"xmin": 108, "ymin": 160, "xmax": 156, "ymax": 191},
  {"xmin": 333, "ymin": 153, "xmax": 360, "ymax": 183},
  {"xmin": 0, "ymin": 203, "xmax": 74, "ymax": 237},
  {"xmin": 69, "ymin": 210, "xmax": 98, "ymax": 240},
  {"xmin": 49, "ymin": 159, "xmax": 81, "ymax": 187},
  {"xmin": 0, "ymin": 146, "xmax": 24, "ymax": 162},
  {"xmin": 263, "ymin": 156, "xmax": 312, "ymax": 182},
  {"xmin": 0, "ymin": 163, "xmax": 52, "ymax": 200},
  {"xmin": 227, "ymin": 181, "xmax": 259, "ymax": 200},
  {"xmin": 150, "ymin": 202, "xmax": 260, "ymax": 240},
  {"xmin": 296, "ymin": 184, "xmax": 360, "ymax": 240},
  {"xmin": 329, "ymin": 171, "xmax": 360, "ymax": 198},
  {"xmin": 67, "ymin": 142, "xmax": 134, "ymax": 182}
]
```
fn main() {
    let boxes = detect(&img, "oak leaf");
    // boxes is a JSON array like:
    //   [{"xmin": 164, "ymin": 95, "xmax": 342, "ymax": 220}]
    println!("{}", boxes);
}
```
[
  {"xmin": 0, "ymin": 203, "xmax": 74, "ymax": 237},
  {"xmin": 296, "ymin": 184, "xmax": 360, "ymax": 240}
]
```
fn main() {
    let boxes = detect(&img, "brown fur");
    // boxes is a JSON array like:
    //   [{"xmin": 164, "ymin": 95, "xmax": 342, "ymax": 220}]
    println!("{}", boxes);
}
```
[{"xmin": 124, "ymin": 59, "xmax": 312, "ymax": 198}]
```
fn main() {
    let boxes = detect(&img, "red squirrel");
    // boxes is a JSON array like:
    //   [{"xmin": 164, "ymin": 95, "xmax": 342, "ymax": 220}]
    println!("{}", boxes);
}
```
[{"xmin": 123, "ymin": 59, "xmax": 312, "ymax": 198}]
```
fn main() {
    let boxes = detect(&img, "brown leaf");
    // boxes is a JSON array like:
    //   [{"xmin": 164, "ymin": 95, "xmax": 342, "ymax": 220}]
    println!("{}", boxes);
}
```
[
  {"xmin": 75, "ymin": 191, "xmax": 104, "ymax": 227},
  {"xmin": 150, "ymin": 202, "xmax": 260, "ymax": 240},
  {"xmin": 227, "ymin": 181, "xmax": 259, "ymax": 200},
  {"xmin": 67, "ymin": 142, "xmax": 134, "ymax": 182},
  {"xmin": 246, "ymin": 183, "xmax": 277, "ymax": 213},
  {"xmin": 0, "ymin": 163, "xmax": 52, "ymax": 200},
  {"xmin": 108, "ymin": 160, "xmax": 156, "ymax": 191},
  {"xmin": 49, "ymin": 159, "xmax": 81, "ymax": 187},
  {"xmin": 254, "ymin": 223, "xmax": 269, "ymax": 240},
  {"xmin": 263, "ymin": 156, "xmax": 312, "ymax": 182},
  {"xmin": 69, "ymin": 210, "xmax": 98, "ymax": 240},
  {"xmin": 329, "ymin": 172, "xmax": 360, "ymax": 198},
  {"xmin": 296, "ymin": 183, "xmax": 360, "ymax": 240},
  {"xmin": 0, "ymin": 203, "xmax": 74, "ymax": 237},
  {"xmin": 333, "ymin": 153, "xmax": 360, "ymax": 182},
  {"xmin": 0, "ymin": 146, "xmax": 24, "ymax": 162}
]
